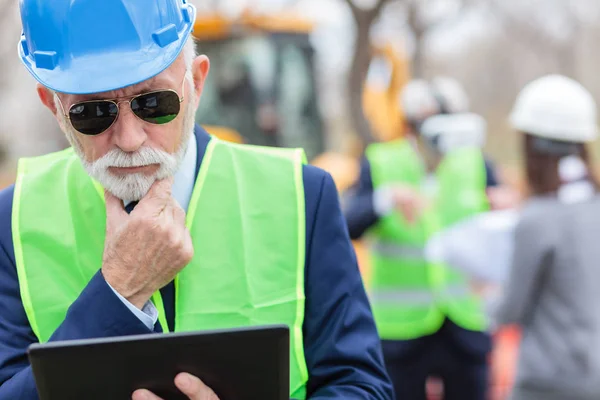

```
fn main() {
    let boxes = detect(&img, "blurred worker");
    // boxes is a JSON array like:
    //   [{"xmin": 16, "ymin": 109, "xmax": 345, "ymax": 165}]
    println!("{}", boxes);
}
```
[
  {"xmin": 430, "ymin": 76, "xmax": 470, "ymax": 114},
  {"xmin": 432, "ymin": 76, "xmax": 502, "ymax": 186},
  {"xmin": 0, "ymin": 1, "xmax": 394, "ymax": 399},
  {"xmin": 420, "ymin": 112, "xmax": 487, "ymax": 155},
  {"xmin": 497, "ymin": 75, "xmax": 600, "ymax": 400},
  {"xmin": 345, "ymin": 81, "xmax": 495, "ymax": 400},
  {"xmin": 431, "ymin": 76, "xmax": 521, "ymax": 210}
]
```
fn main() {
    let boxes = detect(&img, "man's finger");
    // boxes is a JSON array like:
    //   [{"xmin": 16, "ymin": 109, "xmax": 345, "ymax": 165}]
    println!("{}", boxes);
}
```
[
  {"xmin": 105, "ymin": 189, "xmax": 126, "ymax": 214},
  {"xmin": 104, "ymin": 189, "xmax": 127, "ymax": 230},
  {"xmin": 171, "ymin": 201, "xmax": 187, "ymax": 226},
  {"xmin": 148, "ymin": 177, "xmax": 174, "ymax": 198},
  {"xmin": 175, "ymin": 373, "xmax": 219, "ymax": 400},
  {"xmin": 137, "ymin": 177, "xmax": 175, "ymax": 210},
  {"xmin": 131, "ymin": 389, "xmax": 164, "ymax": 400},
  {"xmin": 401, "ymin": 204, "xmax": 416, "ymax": 225}
]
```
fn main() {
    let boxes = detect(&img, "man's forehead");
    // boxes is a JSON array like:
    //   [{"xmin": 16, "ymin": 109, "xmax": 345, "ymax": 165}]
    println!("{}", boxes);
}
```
[
  {"xmin": 61, "ymin": 55, "xmax": 187, "ymax": 102},
  {"xmin": 65, "ymin": 75, "xmax": 167, "ymax": 102},
  {"xmin": 52, "ymin": 49, "xmax": 190, "ymax": 103}
]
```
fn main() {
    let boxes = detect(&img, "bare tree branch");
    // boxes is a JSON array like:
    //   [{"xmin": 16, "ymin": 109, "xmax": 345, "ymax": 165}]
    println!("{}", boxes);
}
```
[
  {"xmin": 458, "ymin": 0, "xmax": 478, "ymax": 10},
  {"xmin": 489, "ymin": 0, "xmax": 579, "ymax": 76},
  {"xmin": 343, "ymin": 0, "xmax": 360, "ymax": 18},
  {"xmin": 344, "ymin": 0, "xmax": 392, "ymax": 22},
  {"xmin": 343, "ymin": 0, "xmax": 394, "ymax": 146},
  {"xmin": 372, "ymin": 0, "xmax": 391, "ymax": 19}
]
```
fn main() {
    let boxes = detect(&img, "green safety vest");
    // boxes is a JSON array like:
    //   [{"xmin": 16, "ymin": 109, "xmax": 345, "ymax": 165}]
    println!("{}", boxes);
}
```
[
  {"xmin": 12, "ymin": 139, "xmax": 309, "ymax": 398},
  {"xmin": 366, "ymin": 139, "xmax": 489, "ymax": 340}
]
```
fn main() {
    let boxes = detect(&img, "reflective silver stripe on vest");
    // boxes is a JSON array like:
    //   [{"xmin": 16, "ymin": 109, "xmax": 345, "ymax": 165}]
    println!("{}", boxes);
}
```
[
  {"xmin": 369, "ymin": 285, "xmax": 472, "ymax": 306},
  {"xmin": 370, "ymin": 241, "xmax": 425, "ymax": 260}
]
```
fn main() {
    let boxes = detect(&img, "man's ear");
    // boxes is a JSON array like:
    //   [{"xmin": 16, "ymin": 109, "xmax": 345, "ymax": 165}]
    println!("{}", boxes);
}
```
[
  {"xmin": 191, "ymin": 55, "xmax": 210, "ymax": 106},
  {"xmin": 37, "ymin": 84, "xmax": 59, "ymax": 117}
]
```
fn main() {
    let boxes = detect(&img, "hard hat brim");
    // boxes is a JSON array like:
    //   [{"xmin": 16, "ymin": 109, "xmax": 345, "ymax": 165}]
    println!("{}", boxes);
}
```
[
  {"xmin": 510, "ymin": 113, "xmax": 599, "ymax": 143},
  {"xmin": 19, "ymin": 23, "xmax": 194, "ymax": 95}
]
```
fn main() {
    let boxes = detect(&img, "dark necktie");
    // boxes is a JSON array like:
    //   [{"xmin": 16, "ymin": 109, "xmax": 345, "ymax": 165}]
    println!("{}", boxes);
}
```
[{"xmin": 124, "ymin": 201, "xmax": 139, "ymax": 214}]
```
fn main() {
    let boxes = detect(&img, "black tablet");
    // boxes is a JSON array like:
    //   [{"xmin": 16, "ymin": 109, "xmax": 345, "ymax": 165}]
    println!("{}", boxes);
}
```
[{"xmin": 28, "ymin": 325, "xmax": 289, "ymax": 400}]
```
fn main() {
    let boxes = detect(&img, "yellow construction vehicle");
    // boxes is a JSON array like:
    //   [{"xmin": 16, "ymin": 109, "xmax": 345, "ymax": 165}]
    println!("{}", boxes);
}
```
[
  {"xmin": 193, "ymin": 12, "xmax": 325, "ymax": 162},
  {"xmin": 193, "ymin": 11, "xmax": 411, "ymax": 182},
  {"xmin": 363, "ymin": 43, "xmax": 410, "ymax": 143}
]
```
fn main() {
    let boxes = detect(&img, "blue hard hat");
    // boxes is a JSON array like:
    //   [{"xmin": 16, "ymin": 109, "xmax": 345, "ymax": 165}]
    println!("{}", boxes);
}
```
[{"xmin": 18, "ymin": 0, "xmax": 196, "ymax": 95}]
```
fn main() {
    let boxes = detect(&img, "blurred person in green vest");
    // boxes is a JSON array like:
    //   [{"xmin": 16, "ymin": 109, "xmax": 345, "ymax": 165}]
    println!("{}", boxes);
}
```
[{"xmin": 345, "ymin": 79, "xmax": 496, "ymax": 400}]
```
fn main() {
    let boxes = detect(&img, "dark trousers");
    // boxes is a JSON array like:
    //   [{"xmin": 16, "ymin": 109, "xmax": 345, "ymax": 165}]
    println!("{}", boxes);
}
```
[{"xmin": 382, "ymin": 320, "xmax": 490, "ymax": 400}]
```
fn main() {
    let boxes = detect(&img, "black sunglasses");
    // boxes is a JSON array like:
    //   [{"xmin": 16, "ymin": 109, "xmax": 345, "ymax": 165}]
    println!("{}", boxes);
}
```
[{"xmin": 57, "ymin": 78, "xmax": 186, "ymax": 136}]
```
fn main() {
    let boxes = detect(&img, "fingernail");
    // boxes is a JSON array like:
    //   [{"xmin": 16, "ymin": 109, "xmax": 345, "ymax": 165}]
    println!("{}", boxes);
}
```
[
  {"xmin": 177, "ymin": 374, "xmax": 191, "ymax": 390},
  {"xmin": 132, "ymin": 391, "xmax": 148, "ymax": 400}
]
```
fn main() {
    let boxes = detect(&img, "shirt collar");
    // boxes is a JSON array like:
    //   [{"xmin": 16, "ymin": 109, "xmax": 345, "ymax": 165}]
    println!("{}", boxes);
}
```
[{"xmin": 172, "ymin": 132, "xmax": 198, "ymax": 212}]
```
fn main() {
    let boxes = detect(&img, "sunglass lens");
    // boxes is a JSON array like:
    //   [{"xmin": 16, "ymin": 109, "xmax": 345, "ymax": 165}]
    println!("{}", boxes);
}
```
[
  {"xmin": 131, "ymin": 91, "xmax": 180, "ymax": 125},
  {"xmin": 69, "ymin": 101, "xmax": 118, "ymax": 135}
]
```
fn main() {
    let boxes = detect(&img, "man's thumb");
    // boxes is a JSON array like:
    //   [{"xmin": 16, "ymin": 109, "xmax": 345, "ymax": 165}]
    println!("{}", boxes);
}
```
[
  {"xmin": 104, "ymin": 190, "xmax": 127, "ymax": 226},
  {"xmin": 140, "ymin": 177, "xmax": 174, "ymax": 208}
]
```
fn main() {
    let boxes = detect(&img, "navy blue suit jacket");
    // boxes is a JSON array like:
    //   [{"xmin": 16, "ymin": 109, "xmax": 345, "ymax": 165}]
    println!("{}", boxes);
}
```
[
  {"xmin": 0, "ymin": 126, "xmax": 393, "ymax": 399},
  {"xmin": 344, "ymin": 156, "xmax": 495, "ymax": 360}
]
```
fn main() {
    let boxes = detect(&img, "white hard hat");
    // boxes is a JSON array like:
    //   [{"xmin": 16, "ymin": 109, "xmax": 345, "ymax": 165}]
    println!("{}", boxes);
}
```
[
  {"xmin": 400, "ymin": 79, "xmax": 439, "ymax": 122},
  {"xmin": 510, "ymin": 74, "xmax": 598, "ymax": 143},
  {"xmin": 420, "ymin": 113, "xmax": 486, "ymax": 154},
  {"xmin": 431, "ymin": 76, "xmax": 470, "ymax": 114}
]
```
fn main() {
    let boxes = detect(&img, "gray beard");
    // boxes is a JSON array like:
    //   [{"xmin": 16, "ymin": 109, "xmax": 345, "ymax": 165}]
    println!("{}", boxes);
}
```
[{"xmin": 60, "ymin": 86, "xmax": 196, "ymax": 202}]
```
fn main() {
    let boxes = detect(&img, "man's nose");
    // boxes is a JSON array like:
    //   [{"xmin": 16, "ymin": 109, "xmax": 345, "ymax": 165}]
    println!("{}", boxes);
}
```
[{"xmin": 111, "ymin": 102, "xmax": 148, "ymax": 153}]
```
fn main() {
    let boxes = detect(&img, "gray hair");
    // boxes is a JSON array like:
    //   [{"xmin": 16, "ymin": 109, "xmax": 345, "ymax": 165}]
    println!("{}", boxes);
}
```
[{"xmin": 183, "ymin": 36, "xmax": 198, "ymax": 73}]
